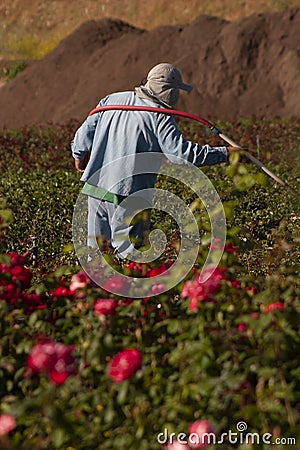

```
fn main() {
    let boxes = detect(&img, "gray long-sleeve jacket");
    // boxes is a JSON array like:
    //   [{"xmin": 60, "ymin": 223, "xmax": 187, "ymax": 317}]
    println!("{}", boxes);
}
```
[{"xmin": 71, "ymin": 91, "xmax": 227, "ymax": 199}]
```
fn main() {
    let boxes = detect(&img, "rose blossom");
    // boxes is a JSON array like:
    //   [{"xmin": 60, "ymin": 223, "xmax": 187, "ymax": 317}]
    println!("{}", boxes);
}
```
[
  {"xmin": 0, "ymin": 414, "xmax": 16, "ymax": 436},
  {"xmin": 245, "ymin": 285, "xmax": 258, "ymax": 295},
  {"xmin": 51, "ymin": 285, "xmax": 75, "ymax": 299},
  {"xmin": 189, "ymin": 297, "xmax": 199, "ymax": 311},
  {"xmin": 108, "ymin": 348, "xmax": 142, "ymax": 383},
  {"xmin": 94, "ymin": 298, "xmax": 117, "ymax": 316},
  {"xmin": 211, "ymin": 239, "xmax": 238, "ymax": 254},
  {"xmin": 196, "ymin": 267, "xmax": 227, "ymax": 294},
  {"xmin": 238, "ymin": 323, "xmax": 247, "ymax": 332},
  {"xmin": 263, "ymin": 302, "xmax": 285, "ymax": 313},
  {"xmin": 167, "ymin": 440, "xmax": 190, "ymax": 449},
  {"xmin": 7, "ymin": 252, "xmax": 25, "ymax": 267},
  {"xmin": 21, "ymin": 292, "xmax": 47, "ymax": 313},
  {"xmin": 181, "ymin": 267, "xmax": 227, "ymax": 308},
  {"xmin": 188, "ymin": 419, "xmax": 215, "ymax": 449},
  {"xmin": 102, "ymin": 275, "xmax": 130, "ymax": 294},
  {"xmin": 27, "ymin": 340, "xmax": 57, "ymax": 373},
  {"xmin": 10, "ymin": 265, "xmax": 33, "ymax": 289},
  {"xmin": 148, "ymin": 261, "xmax": 172, "ymax": 278}
]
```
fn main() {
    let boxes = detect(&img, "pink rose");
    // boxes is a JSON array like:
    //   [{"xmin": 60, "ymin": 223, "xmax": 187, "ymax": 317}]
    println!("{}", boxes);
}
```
[
  {"xmin": 94, "ymin": 298, "xmax": 117, "ymax": 316},
  {"xmin": 251, "ymin": 312, "xmax": 260, "ymax": 319},
  {"xmin": 108, "ymin": 348, "xmax": 142, "ymax": 383},
  {"xmin": 69, "ymin": 270, "xmax": 90, "ymax": 291},
  {"xmin": 0, "ymin": 282, "xmax": 19, "ymax": 304},
  {"xmin": 0, "ymin": 414, "xmax": 16, "ymax": 436},
  {"xmin": 188, "ymin": 419, "xmax": 215, "ymax": 449},
  {"xmin": 27, "ymin": 339, "xmax": 77, "ymax": 385}
]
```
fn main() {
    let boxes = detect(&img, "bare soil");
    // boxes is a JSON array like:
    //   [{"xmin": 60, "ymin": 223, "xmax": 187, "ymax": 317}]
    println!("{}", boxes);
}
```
[{"xmin": 0, "ymin": 8, "xmax": 299, "ymax": 129}]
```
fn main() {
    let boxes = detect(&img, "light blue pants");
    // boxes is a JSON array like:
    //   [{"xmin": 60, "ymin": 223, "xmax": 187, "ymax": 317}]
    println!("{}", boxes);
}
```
[{"xmin": 87, "ymin": 196, "xmax": 151, "ymax": 258}]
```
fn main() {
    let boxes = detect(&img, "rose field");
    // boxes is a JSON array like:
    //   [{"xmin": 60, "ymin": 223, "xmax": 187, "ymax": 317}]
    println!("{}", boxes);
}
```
[{"xmin": 0, "ymin": 117, "xmax": 299, "ymax": 449}]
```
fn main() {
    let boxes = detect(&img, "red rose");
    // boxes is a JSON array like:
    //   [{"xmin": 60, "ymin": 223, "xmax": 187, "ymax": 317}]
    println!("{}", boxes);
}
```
[
  {"xmin": 94, "ymin": 298, "xmax": 117, "ymax": 316},
  {"xmin": 238, "ymin": 323, "xmax": 247, "ymax": 332},
  {"xmin": 118, "ymin": 298, "xmax": 134, "ymax": 306},
  {"xmin": 188, "ymin": 419, "xmax": 215, "ymax": 449},
  {"xmin": 27, "ymin": 340, "xmax": 58, "ymax": 373},
  {"xmin": 108, "ymin": 348, "xmax": 142, "ymax": 383},
  {"xmin": 196, "ymin": 267, "xmax": 227, "ymax": 295},
  {"xmin": 0, "ymin": 414, "xmax": 16, "ymax": 436}
]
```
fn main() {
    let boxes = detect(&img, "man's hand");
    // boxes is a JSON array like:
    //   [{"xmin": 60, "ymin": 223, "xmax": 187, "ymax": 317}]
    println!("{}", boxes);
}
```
[{"xmin": 75, "ymin": 159, "xmax": 85, "ymax": 172}]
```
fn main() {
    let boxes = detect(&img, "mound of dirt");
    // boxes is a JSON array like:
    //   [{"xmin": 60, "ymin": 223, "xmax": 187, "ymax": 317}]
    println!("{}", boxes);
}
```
[{"xmin": 0, "ymin": 9, "xmax": 299, "ymax": 129}]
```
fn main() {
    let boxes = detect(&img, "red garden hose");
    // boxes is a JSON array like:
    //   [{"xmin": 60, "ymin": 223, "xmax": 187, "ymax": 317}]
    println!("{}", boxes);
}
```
[{"xmin": 88, "ymin": 105, "xmax": 300, "ymax": 199}]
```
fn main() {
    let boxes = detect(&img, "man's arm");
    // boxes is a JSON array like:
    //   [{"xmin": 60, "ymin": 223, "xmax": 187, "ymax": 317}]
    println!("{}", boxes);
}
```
[{"xmin": 157, "ymin": 115, "xmax": 237, "ymax": 167}]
